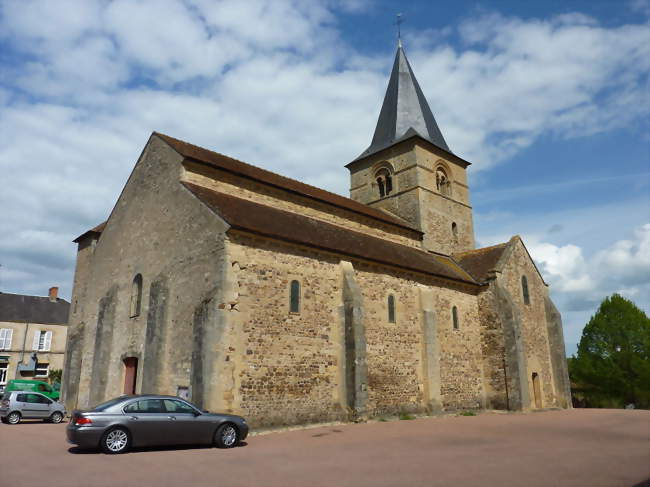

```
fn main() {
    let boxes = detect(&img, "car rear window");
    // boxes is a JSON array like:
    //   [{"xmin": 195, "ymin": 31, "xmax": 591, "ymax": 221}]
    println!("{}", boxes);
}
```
[
  {"xmin": 92, "ymin": 398, "xmax": 126, "ymax": 411},
  {"xmin": 124, "ymin": 399, "xmax": 164, "ymax": 413}
]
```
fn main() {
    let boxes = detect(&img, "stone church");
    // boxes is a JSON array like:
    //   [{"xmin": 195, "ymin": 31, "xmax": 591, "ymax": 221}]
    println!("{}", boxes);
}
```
[{"xmin": 63, "ymin": 44, "xmax": 571, "ymax": 426}]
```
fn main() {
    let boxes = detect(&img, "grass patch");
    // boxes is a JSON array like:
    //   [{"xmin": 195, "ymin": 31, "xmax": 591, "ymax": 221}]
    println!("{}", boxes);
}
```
[
  {"xmin": 459, "ymin": 410, "xmax": 477, "ymax": 416},
  {"xmin": 399, "ymin": 413, "xmax": 416, "ymax": 420}
]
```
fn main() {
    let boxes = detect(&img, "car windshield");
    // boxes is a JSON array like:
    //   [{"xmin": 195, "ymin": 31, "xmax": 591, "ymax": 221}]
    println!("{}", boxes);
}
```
[{"xmin": 92, "ymin": 397, "xmax": 127, "ymax": 411}]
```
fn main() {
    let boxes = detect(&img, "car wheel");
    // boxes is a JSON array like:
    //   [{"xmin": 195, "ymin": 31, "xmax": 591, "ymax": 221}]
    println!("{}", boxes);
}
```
[
  {"xmin": 7, "ymin": 412, "xmax": 21, "ymax": 424},
  {"xmin": 50, "ymin": 411, "xmax": 64, "ymax": 424},
  {"xmin": 214, "ymin": 423, "xmax": 239, "ymax": 448},
  {"xmin": 100, "ymin": 427, "xmax": 131, "ymax": 454}
]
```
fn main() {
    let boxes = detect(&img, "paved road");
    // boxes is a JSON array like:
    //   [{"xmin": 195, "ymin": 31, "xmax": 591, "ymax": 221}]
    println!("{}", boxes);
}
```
[{"xmin": 1, "ymin": 409, "xmax": 648, "ymax": 487}]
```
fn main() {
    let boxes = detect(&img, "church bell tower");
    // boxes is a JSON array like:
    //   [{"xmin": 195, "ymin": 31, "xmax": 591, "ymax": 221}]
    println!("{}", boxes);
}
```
[{"xmin": 346, "ymin": 43, "xmax": 475, "ymax": 255}]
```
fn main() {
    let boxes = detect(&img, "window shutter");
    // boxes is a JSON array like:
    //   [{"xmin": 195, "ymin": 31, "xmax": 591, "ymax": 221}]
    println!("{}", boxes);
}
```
[
  {"xmin": 44, "ymin": 331, "xmax": 52, "ymax": 351},
  {"xmin": 0, "ymin": 329, "xmax": 6, "ymax": 349},
  {"xmin": 32, "ymin": 331, "xmax": 41, "ymax": 351},
  {"xmin": 4, "ymin": 329, "xmax": 11, "ymax": 349}
]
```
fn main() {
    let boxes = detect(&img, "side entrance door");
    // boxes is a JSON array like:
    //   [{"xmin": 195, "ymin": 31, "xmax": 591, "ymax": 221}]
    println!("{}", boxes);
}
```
[{"xmin": 123, "ymin": 357, "xmax": 138, "ymax": 395}]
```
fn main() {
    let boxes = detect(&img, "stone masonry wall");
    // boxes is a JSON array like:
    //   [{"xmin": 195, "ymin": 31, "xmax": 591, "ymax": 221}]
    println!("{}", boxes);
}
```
[
  {"xmin": 499, "ymin": 240, "xmax": 557, "ymax": 408},
  {"xmin": 227, "ymin": 233, "xmax": 347, "ymax": 428},
  {"xmin": 69, "ymin": 134, "xmax": 231, "ymax": 410},
  {"xmin": 476, "ymin": 287, "xmax": 508, "ymax": 410},
  {"xmin": 352, "ymin": 263, "xmax": 484, "ymax": 414},
  {"xmin": 419, "ymin": 189, "xmax": 475, "ymax": 255},
  {"xmin": 225, "ymin": 231, "xmax": 485, "ymax": 426},
  {"xmin": 348, "ymin": 140, "xmax": 475, "ymax": 256},
  {"xmin": 354, "ymin": 264, "xmax": 424, "ymax": 416}
]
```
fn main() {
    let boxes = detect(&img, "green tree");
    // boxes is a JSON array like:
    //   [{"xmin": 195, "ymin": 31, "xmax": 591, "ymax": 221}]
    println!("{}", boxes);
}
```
[{"xmin": 569, "ymin": 294, "xmax": 650, "ymax": 409}]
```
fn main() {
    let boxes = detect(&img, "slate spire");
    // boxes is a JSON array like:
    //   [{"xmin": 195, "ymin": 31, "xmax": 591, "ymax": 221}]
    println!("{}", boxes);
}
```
[{"xmin": 356, "ymin": 43, "xmax": 450, "ymax": 160}]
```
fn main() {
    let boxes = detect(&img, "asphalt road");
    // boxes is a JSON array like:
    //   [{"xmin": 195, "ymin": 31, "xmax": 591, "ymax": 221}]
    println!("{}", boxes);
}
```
[{"xmin": 1, "ymin": 409, "xmax": 648, "ymax": 487}]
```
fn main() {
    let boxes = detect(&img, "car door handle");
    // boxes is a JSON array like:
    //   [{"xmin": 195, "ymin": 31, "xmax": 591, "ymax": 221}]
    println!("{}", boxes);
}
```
[
  {"xmin": 168, "ymin": 416, "xmax": 176, "ymax": 420},
  {"xmin": 129, "ymin": 416, "xmax": 138, "ymax": 420}
]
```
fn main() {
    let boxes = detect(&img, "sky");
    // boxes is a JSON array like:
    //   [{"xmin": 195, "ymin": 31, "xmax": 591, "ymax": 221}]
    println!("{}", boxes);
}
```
[{"xmin": 0, "ymin": 0, "xmax": 648, "ymax": 356}]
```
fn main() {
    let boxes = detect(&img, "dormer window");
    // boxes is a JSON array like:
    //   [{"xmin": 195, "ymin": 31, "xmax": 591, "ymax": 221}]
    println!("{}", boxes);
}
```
[
  {"xmin": 436, "ymin": 166, "xmax": 451, "ymax": 196},
  {"xmin": 375, "ymin": 168, "xmax": 393, "ymax": 198}
]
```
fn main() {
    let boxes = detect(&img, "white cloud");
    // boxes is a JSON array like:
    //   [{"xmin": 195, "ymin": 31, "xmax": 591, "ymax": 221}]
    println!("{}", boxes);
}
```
[
  {"xmin": 412, "ymin": 12, "xmax": 650, "ymax": 165},
  {"xmin": 520, "ymin": 224, "xmax": 650, "ymax": 351},
  {"xmin": 527, "ymin": 223, "xmax": 650, "ymax": 298}
]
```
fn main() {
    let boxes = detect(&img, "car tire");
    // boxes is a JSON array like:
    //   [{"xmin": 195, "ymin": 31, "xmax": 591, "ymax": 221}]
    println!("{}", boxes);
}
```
[
  {"xmin": 49, "ymin": 411, "xmax": 64, "ymax": 424},
  {"xmin": 7, "ymin": 412, "xmax": 21, "ymax": 424},
  {"xmin": 214, "ymin": 423, "xmax": 239, "ymax": 449},
  {"xmin": 100, "ymin": 427, "xmax": 131, "ymax": 454}
]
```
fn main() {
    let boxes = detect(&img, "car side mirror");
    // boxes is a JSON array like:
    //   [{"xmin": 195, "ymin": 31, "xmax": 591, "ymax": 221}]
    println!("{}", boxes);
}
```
[{"xmin": 193, "ymin": 411, "xmax": 201, "ymax": 416}]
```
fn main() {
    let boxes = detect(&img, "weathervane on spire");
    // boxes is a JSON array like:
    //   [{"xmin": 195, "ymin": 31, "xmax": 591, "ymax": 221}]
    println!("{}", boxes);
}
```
[{"xmin": 395, "ymin": 13, "xmax": 404, "ymax": 47}]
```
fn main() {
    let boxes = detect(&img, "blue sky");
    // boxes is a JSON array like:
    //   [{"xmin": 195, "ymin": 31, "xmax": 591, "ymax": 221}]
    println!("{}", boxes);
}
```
[{"xmin": 0, "ymin": 0, "xmax": 648, "ymax": 356}]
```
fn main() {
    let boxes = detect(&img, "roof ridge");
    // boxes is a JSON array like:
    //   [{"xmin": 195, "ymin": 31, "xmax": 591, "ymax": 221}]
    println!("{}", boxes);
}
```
[{"xmin": 454, "ymin": 242, "xmax": 508, "ymax": 257}]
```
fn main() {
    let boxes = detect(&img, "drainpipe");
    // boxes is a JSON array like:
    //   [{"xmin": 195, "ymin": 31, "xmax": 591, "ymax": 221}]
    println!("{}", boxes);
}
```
[
  {"xmin": 16, "ymin": 322, "xmax": 29, "ymax": 380},
  {"xmin": 503, "ymin": 357, "xmax": 510, "ymax": 411}
]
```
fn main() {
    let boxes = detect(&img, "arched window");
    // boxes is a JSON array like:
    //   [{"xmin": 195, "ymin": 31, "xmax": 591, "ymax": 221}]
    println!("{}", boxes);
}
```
[
  {"xmin": 521, "ymin": 276, "xmax": 530, "ymax": 305},
  {"xmin": 435, "ymin": 166, "xmax": 451, "ymax": 196},
  {"xmin": 130, "ymin": 274, "xmax": 143, "ymax": 317},
  {"xmin": 376, "ymin": 177, "xmax": 385, "ymax": 197},
  {"xmin": 375, "ymin": 168, "xmax": 393, "ymax": 198},
  {"xmin": 452, "ymin": 306, "xmax": 459, "ymax": 330},
  {"xmin": 290, "ymin": 280, "xmax": 301, "ymax": 313},
  {"xmin": 387, "ymin": 294, "xmax": 396, "ymax": 323},
  {"xmin": 452, "ymin": 222, "xmax": 458, "ymax": 242}
]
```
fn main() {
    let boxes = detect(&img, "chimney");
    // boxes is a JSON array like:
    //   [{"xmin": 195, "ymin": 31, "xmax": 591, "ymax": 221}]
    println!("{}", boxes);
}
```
[{"xmin": 48, "ymin": 286, "xmax": 58, "ymax": 302}]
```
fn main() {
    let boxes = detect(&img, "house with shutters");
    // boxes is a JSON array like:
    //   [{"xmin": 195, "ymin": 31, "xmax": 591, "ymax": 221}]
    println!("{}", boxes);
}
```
[
  {"xmin": 63, "ymin": 43, "xmax": 571, "ymax": 427},
  {"xmin": 0, "ymin": 287, "xmax": 70, "ymax": 391}
]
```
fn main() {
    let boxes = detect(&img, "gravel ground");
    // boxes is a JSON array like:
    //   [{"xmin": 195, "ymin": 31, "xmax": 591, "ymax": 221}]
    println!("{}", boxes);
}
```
[{"xmin": 0, "ymin": 408, "xmax": 648, "ymax": 487}]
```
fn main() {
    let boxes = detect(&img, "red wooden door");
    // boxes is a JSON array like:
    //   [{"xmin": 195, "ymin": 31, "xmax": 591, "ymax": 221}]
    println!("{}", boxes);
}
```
[{"xmin": 123, "ymin": 357, "xmax": 138, "ymax": 395}]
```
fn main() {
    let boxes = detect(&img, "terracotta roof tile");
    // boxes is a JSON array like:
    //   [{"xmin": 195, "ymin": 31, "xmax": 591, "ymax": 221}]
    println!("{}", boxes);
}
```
[
  {"xmin": 73, "ymin": 221, "xmax": 106, "ymax": 243},
  {"xmin": 183, "ymin": 182, "xmax": 477, "ymax": 285},
  {"xmin": 156, "ymin": 132, "xmax": 422, "ymax": 237},
  {"xmin": 454, "ymin": 243, "xmax": 508, "ymax": 282}
]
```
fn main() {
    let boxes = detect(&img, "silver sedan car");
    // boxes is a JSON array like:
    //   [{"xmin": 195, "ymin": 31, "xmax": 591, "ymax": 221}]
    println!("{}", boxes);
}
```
[
  {"xmin": 67, "ymin": 394, "xmax": 248, "ymax": 454},
  {"xmin": 0, "ymin": 391, "xmax": 67, "ymax": 424}
]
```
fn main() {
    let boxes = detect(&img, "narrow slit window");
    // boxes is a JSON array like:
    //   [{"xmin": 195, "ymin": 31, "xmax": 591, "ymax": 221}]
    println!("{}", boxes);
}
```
[
  {"xmin": 290, "ymin": 280, "xmax": 301, "ymax": 313},
  {"xmin": 452, "ymin": 222, "xmax": 458, "ymax": 242},
  {"xmin": 452, "ymin": 306, "xmax": 459, "ymax": 330},
  {"xmin": 521, "ymin": 276, "xmax": 530, "ymax": 305},
  {"xmin": 130, "ymin": 274, "xmax": 143, "ymax": 317},
  {"xmin": 387, "ymin": 295, "xmax": 396, "ymax": 323}
]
